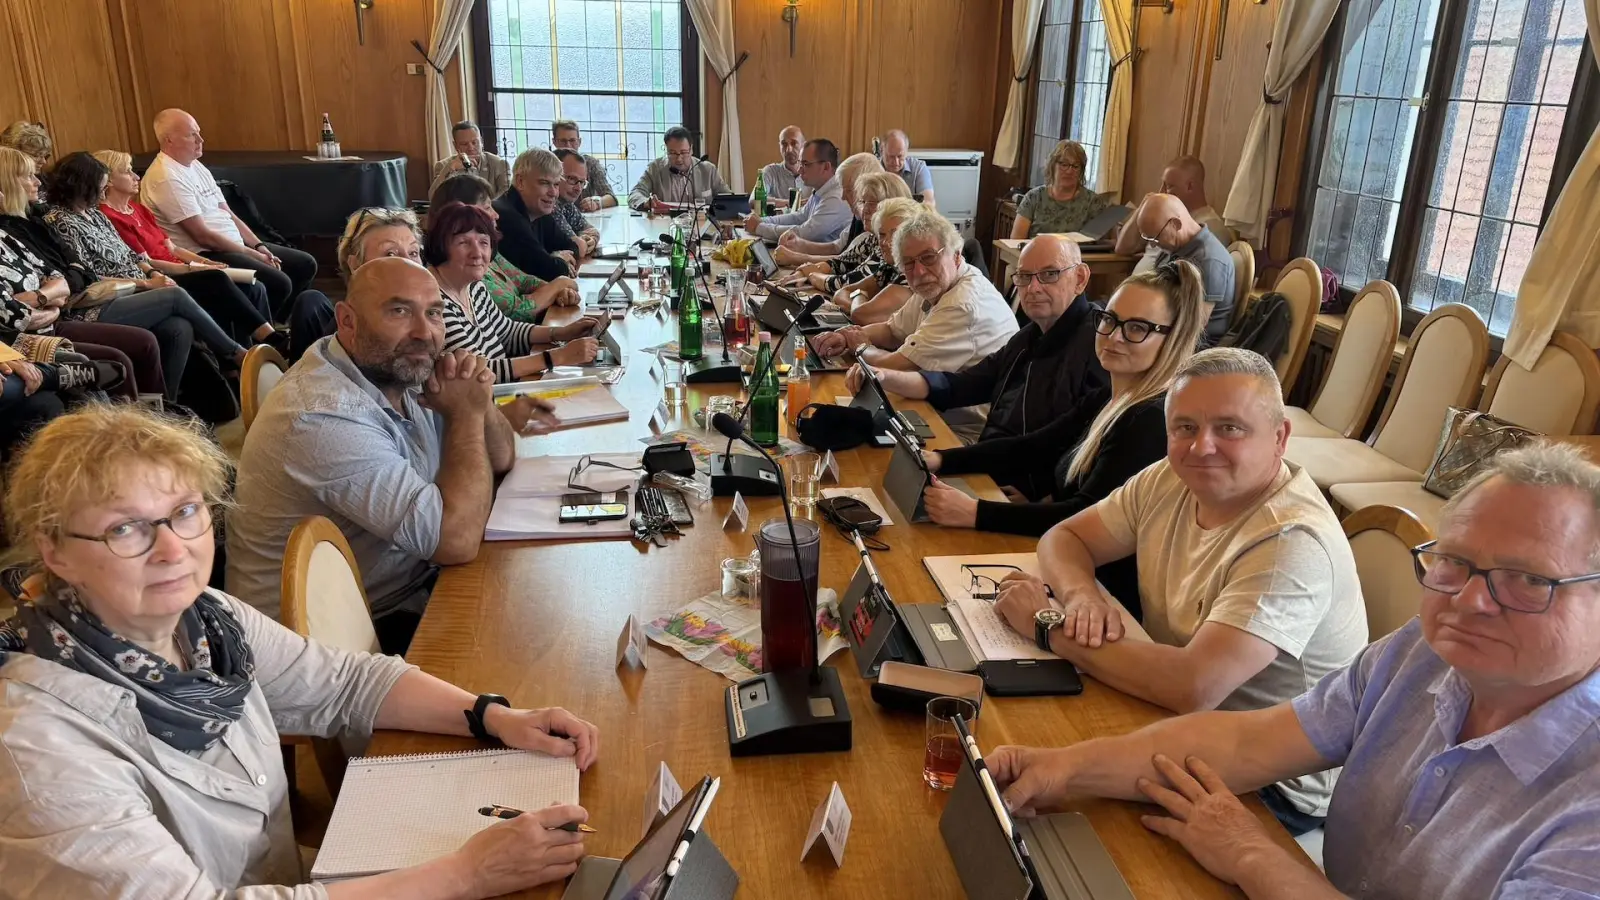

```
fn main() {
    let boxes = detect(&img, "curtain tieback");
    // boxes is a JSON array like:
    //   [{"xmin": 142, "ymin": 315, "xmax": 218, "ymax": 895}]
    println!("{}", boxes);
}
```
[
  {"xmin": 410, "ymin": 39, "xmax": 446, "ymax": 75},
  {"xmin": 1263, "ymin": 87, "xmax": 1285, "ymax": 105},
  {"xmin": 1110, "ymin": 49, "xmax": 1139, "ymax": 73}
]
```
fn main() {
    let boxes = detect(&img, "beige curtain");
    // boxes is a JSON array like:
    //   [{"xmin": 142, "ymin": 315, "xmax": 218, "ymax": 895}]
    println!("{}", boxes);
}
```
[
  {"xmin": 1504, "ymin": 0, "xmax": 1600, "ymax": 368},
  {"xmin": 995, "ymin": 0, "xmax": 1048, "ymax": 170},
  {"xmin": 1221, "ymin": 0, "xmax": 1342, "ymax": 239},
  {"xmin": 1096, "ymin": 0, "xmax": 1134, "ymax": 198},
  {"xmin": 424, "ymin": 0, "xmax": 477, "ymax": 168},
  {"xmin": 684, "ymin": 0, "xmax": 744, "ymax": 190}
]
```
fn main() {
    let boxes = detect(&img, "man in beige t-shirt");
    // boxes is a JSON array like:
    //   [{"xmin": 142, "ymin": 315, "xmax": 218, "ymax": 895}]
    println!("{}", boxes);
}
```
[{"xmin": 993, "ymin": 347, "xmax": 1367, "ymax": 829}]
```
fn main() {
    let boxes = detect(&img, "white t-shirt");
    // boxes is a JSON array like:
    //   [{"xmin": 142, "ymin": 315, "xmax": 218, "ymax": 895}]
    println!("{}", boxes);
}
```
[
  {"xmin": 140, "ymin": 152, "xmax": 243, "ymax": 252},
  {"xmin": 883, "ymin": 263, "xmax": 1018, "ymax": 372},
  {"xmin": 1096, "ymin": 458, "xmax": 1368, "ymax": 815}
]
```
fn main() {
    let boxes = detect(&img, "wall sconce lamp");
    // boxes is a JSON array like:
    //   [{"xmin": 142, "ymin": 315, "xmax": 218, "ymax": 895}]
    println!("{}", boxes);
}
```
[
  {"xmin": 1134, "ymin": 0, "xmax": 1175, "ymax": 14},
  {"xmin": 355, "ymin": 0, "xmax": 375, "ymax": 46},
  {"xmin": 781, "ymin": 0, "xmax": 800, "ymax": 57}
]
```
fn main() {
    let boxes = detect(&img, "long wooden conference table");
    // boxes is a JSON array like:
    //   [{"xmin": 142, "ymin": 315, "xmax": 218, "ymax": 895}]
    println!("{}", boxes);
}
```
[{"xmin": 367, "ymin": 208, "xmax": 1309, "ymax": 898}]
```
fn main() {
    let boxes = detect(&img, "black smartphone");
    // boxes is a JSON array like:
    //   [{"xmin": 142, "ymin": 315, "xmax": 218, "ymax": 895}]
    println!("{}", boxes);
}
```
[{"xmin": 558, "ymin": 491, "xmax": 629, "ymax": 523}]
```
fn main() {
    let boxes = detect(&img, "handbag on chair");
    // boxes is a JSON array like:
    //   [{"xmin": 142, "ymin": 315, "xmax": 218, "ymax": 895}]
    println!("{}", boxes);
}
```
[{"xmin": 1421, "ymin": 407, "xmax": 1538, "ymax": 499}]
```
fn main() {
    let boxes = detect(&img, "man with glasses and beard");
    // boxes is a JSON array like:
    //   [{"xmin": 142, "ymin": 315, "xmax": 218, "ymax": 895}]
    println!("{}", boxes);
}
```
[
  {"xmin": 845, "ymin": 234, "xmax": 1107, "ymax": 445},
  {"xmin": 1131, "ymin": 193, "xmax": 1235, "ymax": 341},
  {"xmin": 228, "ymin": 258, "xmax": 547, "ymax": 654},
  {"xmin": 812, "ymin": 209, "xmax": 1017, "ymax": 381}
]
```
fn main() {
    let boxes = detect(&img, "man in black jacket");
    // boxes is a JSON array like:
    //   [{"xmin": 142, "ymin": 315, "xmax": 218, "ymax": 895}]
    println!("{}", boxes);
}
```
[
  {"xmin": 492, "ymin": 148, "xmax": 580, "ymax": 283},
  {"xmin": 850, "ymin": 234, "xmax": 1108, "ymax": 489}
]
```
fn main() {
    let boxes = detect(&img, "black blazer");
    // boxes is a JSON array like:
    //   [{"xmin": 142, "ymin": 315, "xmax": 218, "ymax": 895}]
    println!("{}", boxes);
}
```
[{"xmin": 491, "ymin": 189, "xmax": 579, "ymax": 283}]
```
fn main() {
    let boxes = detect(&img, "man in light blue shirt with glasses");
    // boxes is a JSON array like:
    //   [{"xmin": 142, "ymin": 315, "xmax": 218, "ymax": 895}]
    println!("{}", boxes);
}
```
[{"xmin": 987, "ymin": 441, "xmax": 1600, "ymax": 899}]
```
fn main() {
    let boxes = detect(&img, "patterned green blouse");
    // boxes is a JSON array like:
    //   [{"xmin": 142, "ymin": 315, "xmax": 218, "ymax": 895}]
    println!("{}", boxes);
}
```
[
  {"xmin": 1016, "ymin": 186, "xmax": 1112, "ymax": 237},
  {"xmin": 483, "ymin": 253, "xmax": 549, "ymax": 324}
]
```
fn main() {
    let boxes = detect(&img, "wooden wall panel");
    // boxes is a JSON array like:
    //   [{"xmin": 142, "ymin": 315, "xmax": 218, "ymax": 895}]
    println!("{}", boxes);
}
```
[
  {"xmin": 12, "ymin": 0, "xmax": 131, "ymax": 154},
  {"xmin": 0, "ymin": 2, "xmax": 39, "ymax": 131},
  {"xmin": 859, "ymin": 0, "xmax": 1004, "ymax": 153},
  {"xmin": 1194, "ymin": 0, "xmax": 1276, "ymax": 203},
  {"xmin": 1125, "ymin": 0, "xmax": 1206, "ymax": 196},
  {"xmin": 733, "ymin": 0, "xmax": 863, "ymax": 180},
  {"xmin": 117, "ymin": 0, "xmax": 294, "ymax": 152}
]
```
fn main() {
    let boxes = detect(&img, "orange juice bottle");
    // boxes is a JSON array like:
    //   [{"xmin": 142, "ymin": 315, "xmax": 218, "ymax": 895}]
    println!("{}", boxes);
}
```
[{"xmin": 787, "ymin": 341, "xmax": 812, "ymax": 424}]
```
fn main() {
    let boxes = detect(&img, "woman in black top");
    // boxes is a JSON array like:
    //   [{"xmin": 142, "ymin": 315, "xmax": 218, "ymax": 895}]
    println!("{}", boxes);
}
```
[{"xmin": 922, "ymin": 261, "xmax": 1208, "ymax": 607}]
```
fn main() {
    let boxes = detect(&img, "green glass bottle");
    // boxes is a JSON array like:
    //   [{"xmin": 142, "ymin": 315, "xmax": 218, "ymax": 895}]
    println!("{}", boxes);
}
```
[
  {"xmin": 750, "ymin": 331, "xmax": 781, "ymax": 447},
  {"xmin": 751, "ymin": 173, "xmax": 767, "ymax": 221},
  {"xmin": 669, "ymin": 224, "xmax": 686, "ymax": 299},
  {"xmin": 678, "ymin": 279, "xmax": 703, "ymax": 361}
]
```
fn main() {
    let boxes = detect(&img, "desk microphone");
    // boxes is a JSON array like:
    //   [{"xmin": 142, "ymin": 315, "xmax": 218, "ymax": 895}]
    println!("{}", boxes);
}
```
[{"xmin": 707, "ymin": 292, "xmax": 823, "ymax": 496}]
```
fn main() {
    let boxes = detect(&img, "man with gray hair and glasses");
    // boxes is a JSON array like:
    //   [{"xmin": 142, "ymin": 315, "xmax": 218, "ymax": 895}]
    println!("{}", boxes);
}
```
[
  {"xmin": 550, "ymin": 119, "xmax": 616, "ymax": 210},
  {"xmin": 810, "ymin": 209, "xmax": 1016, "ymax": 374},
  {"xmin": 988, "ymin": 439, "xmax": 1600, "ymax": 898},
  {"xmin": 990, "ymin": 346, "xmax": 1368, "ymax": 836},
  {"xmin": 493, "ymin": 148, "xmax": 580, "ymax": 282}
]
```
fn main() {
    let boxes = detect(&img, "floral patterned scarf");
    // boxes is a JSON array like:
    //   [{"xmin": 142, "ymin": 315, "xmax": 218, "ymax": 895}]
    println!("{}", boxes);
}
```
[{"xmin": 0, "ymin": 581, "xmax": 255, "ymax": 752}]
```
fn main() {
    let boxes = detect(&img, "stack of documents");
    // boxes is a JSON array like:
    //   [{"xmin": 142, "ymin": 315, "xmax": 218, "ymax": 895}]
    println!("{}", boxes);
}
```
[
  {"xmin": 492, "ymin": 376, "xmax": 629, "ymax": 428},
  {"xmin": 485, "ymin": 452, "xmax": 642, "ymax": 541}
]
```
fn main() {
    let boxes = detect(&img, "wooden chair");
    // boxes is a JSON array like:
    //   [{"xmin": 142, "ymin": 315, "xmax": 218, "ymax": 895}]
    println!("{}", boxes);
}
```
[
  {"xmin": 280, "ymin": 515, "xmax": 379, "ymax": 797},
  {"xmin": 241, "ymin": 344, "xmax": 288, "ymax": 434},
  {"xmin": 1329, "ymin": 330, "xmax": 1600, "ymax": 529},
  {"xmin": 1268, "ymin": 258, "xmax": 1323, "ymax": 395},
  {"xmin": 1287, "ymin": 303, "xmax": 1489, "ymax": 490},
  {"xmin": 1286, "ymin": 281, "xmax": 1401, "ymax": 440},
  {"xmin": 1227, "ymin": 240, "xmax": 1255, "ymax": 330},
  {"xmin": 1343, "ymin": 505, "xmax": 1433, "ymax": 642}
]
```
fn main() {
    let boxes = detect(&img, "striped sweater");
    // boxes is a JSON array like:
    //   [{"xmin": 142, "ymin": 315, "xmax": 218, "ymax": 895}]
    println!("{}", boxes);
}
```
[{"xmin": 439, "ymin": 279, "xmax": 536, "ymax": 382}]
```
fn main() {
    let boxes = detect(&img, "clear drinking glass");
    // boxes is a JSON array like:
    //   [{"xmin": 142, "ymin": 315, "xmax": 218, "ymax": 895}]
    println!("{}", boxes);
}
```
[
  {"xmin": 788, "ymin": 451, "xmax": 820, "ymax": 509},
  {"xmin": 924, "ymin": 696, "xmax": 978, "ymax": 791}
]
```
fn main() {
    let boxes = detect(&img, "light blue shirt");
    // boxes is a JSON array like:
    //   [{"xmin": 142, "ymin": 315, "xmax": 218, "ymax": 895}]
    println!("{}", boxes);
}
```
[
  {"xmin": 753, "ymin": 175, "xmax": 851, "ymax": 243},
  {"xmin": 896, "ymin": 156, "xmax": 934, "ymax": 197},
  {"xmin": 1293, "ymin": 618, "xmax": 1600, "ymax": 899},
  {"xmin": 226, "ymin": 336, "xmax": 446, "ymax": 621}
]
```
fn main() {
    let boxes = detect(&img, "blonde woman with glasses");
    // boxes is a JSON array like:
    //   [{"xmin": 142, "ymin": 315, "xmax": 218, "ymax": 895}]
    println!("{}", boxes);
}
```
[
  {"xmin": 1010, "ymin": 140, "xmax": 1110, "ymax": 239},
  {"xmin": 921, "ymin": 260, "xmax": 1208, "ymax": 612}
]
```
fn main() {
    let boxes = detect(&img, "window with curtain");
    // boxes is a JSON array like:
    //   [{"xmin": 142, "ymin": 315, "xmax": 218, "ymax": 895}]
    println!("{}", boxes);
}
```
[
  {"xmin": 1029, "ymin": 0, "xmax": 1113, "ymax": 189},
  {"xmin": 1304, "ymin": 0, "xmax": 1592, "ymax": 335},
  {"xmin": 473, "ymin": 0, "xmax": 700, "ymax": 193}
]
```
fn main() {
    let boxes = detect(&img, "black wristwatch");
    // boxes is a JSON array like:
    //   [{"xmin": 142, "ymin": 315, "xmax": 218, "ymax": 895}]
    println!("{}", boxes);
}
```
[
  {"xmin": 541, "ymin": 349, "xmax": 556, "ymax": 371},
  {"xmin": 464, "ymin": 693, "xmax": 510, "ymax": 742},
  {"xmin": 1034, "ymin": 608, "xmax": 1066, "ymax": 652}
]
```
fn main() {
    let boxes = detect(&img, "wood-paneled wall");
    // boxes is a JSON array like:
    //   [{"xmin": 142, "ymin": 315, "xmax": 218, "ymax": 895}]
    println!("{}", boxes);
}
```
[
  {"xmin": 704, "ymin": 0, "xmax": 1007, "ymax": 202},
  {"xmin": 0, "ymin": 0, "xmax": 464, "ymax": 200}
]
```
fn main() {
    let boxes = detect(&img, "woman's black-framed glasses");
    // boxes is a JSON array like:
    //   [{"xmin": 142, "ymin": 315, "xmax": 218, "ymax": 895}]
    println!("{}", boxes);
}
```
[
  {"xmin": 66, "ymin": 502, "xmax": 214, "ymax": 559},
  {"xmin": 1092, "ymin": 309, "xmax": 1173, "ymax": 344},
  {"xmin": 962, "ymin": 563, "xmax": 1023, "ymax": 601},
  {"xmin": 568, "ymin": 455, "xmax": 643, "ymax": 492},
  {"xmin": 1410, "ymin": 540, "xmax": 1600, "ymax": 614}
]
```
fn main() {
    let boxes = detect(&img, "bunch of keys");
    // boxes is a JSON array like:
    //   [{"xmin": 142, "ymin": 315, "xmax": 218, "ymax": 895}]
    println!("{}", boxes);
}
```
[{"xmin": 631, "ymin": 485, "xmax": 682, "ymax": 548}]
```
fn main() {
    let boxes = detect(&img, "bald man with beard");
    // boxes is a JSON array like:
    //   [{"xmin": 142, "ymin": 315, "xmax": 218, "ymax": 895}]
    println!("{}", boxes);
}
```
[{"xmin": 227, "ymin": 258, "xmax": 546, "ymax": 654}]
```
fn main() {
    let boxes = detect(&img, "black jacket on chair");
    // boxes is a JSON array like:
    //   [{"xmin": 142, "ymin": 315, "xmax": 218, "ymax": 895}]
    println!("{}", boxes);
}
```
[{"xmin": 921, "ymin": 294, "xmax": 1108, "ymax": 496}]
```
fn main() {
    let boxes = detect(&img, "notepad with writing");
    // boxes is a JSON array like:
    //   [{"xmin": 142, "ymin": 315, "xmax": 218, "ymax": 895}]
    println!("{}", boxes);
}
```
[{"xmin": 310, "ymin": 748, "xmax": 580, "ymax": 881}]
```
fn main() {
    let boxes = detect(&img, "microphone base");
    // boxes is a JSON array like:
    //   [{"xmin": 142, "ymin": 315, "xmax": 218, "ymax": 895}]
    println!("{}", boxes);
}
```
[
  {"xmin": 726, "ymin": 666, "xmax": 853, "ymax": 757},
  {"xmin": 683, "ymin": 358, "xmax": 743, "ymax": 384},
  {"xmin": 709, "ymin": 453, "xmax": 784, "ymax": 496}
]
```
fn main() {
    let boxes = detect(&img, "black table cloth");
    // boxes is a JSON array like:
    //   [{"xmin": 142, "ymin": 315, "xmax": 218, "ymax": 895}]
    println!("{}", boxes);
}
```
[{"xmin": 133, "ymin": 150, "xmax": 408, "ymax": 239}]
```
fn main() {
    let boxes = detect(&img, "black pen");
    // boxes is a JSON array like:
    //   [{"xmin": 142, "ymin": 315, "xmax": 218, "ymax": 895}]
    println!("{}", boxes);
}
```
[{"xmin": 477, "ymin": 805, "xmax": 597, "ymax": 832}]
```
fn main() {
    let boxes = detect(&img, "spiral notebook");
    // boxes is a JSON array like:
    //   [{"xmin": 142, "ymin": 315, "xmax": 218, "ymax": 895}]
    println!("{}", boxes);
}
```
[{"xmin": 310, "ymin": 748, "xmax": 580, "ymax": 882}]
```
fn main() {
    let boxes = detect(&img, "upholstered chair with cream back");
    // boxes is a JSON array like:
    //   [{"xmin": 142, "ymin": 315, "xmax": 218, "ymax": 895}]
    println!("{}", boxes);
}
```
[
  {"xmin": 1267, "ymin": 258, "xmax": 1322, "ymax": 394},
  {"xmin": 1343, "ymin": 505, "xmax": 1433, "ymax": 641},
  {"xmin": 1287, "ymin": 281, "xmax": 1401, "ymax": 439},
  {"xmin": 1329, "ymin": 331, "xmax": 1600, "ymax": 528},
  {"xmin": 280, "ymin": 515, "xmax": 380, "ymax": 796},
  {"xmin": 1286, "ymin": 303, "xmax": 1489, "ymax": 490},
  {"xmin": 241, "ymin": 344, "xmax": 288, "ymax": 434},
  {"xmin": 1227, "ymin": 240, "xmax": 1255, "ymax": 329}
]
